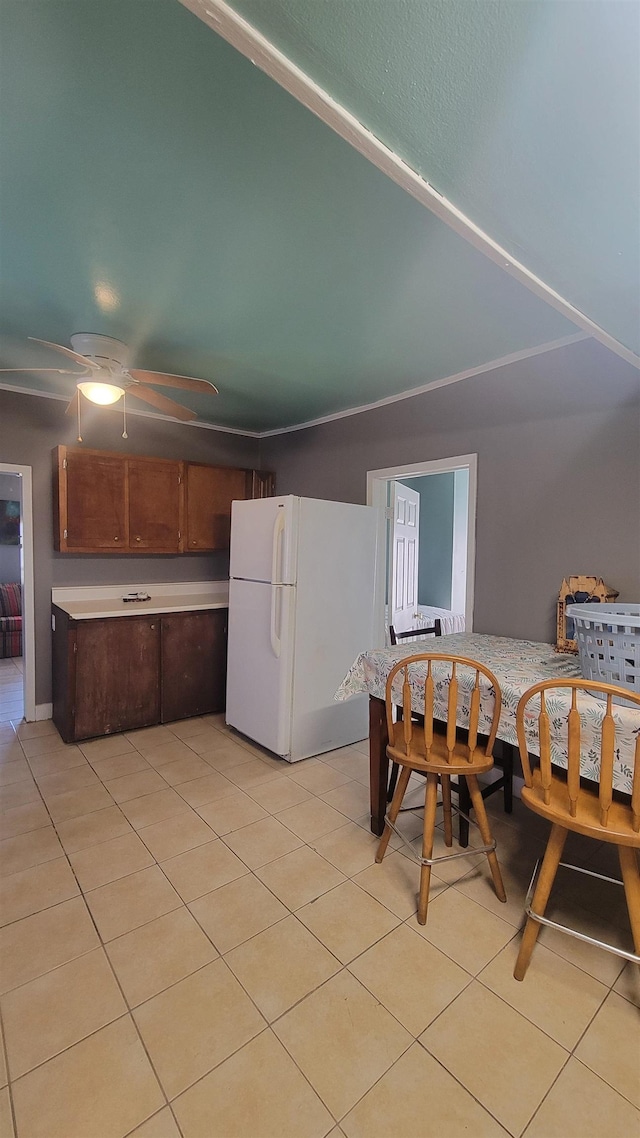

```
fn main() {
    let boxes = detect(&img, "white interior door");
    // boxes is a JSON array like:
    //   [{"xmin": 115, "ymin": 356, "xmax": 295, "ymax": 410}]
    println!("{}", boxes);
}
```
[{"xmin": 389, "ymin": 481, "xmax": 420, "ymax": 635}]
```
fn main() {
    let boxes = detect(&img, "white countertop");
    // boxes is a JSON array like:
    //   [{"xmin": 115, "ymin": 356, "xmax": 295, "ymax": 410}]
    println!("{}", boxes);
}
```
[{"xmin": 52, "ymin": 581, "xmax": 229, "ymax": 621}]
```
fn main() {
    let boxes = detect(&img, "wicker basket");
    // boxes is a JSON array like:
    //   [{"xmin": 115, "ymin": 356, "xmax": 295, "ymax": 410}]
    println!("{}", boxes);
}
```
[{"xmin": 567, "ymin": 603, "xmax": 640, "ymax": 703}]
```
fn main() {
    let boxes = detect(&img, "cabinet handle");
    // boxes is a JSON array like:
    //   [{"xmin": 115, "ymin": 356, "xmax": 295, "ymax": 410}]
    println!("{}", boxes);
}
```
[
  {"xmin": 150, "ymin": 624, "xmax": 156, "ymax": 630},
  {"xmin": 135, "ymin": 536, "xmax": 141, "ymax": 542},
  {"xmin": 114, "ymin": 537, "xmax": 119, "ymax": 542}
]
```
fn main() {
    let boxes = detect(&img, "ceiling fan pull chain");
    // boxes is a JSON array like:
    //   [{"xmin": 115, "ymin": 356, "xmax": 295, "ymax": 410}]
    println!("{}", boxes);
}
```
[
  {"xmin": 122, "ymin": 391, "xmax": 128, "ymax": 440},
  {"xmin": 76, "ymin": 391, "xmax": 83, "ymax": 443}
]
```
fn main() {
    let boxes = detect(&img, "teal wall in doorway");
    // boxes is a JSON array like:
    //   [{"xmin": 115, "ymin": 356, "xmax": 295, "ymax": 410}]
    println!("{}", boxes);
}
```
[{"xmin": 399, "ymin": 473, "xmax": 455, "ymax": 609}]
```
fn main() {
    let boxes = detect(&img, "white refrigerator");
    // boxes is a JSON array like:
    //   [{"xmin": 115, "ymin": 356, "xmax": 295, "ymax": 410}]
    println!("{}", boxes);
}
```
[{"xmin": 226, "ymin": 495, "xmax": 378, "ymax": 762}]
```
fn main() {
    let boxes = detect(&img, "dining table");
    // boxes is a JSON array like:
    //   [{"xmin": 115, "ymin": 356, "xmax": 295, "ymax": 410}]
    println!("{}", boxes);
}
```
[{"xmin": 334, "ymin": 632, "xmax": 640, "ymax": 836}]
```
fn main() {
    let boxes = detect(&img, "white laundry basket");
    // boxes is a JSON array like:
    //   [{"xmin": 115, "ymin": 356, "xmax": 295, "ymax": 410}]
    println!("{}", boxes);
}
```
[{"xmin": 567, "ymin": 603, "xmax": 640, "ymax": 703}]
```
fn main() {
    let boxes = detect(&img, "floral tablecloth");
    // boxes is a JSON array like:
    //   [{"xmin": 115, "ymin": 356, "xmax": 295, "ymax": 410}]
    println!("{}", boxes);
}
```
[{"xmin": 334, "ymin": 633, "xmax": 640, "ymax": 794}]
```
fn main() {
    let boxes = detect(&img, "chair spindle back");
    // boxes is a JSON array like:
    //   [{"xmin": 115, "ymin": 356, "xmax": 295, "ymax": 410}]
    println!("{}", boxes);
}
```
[
  {"xmin": 516, "ymin": 679, "xmax": 640, "ymax": 832},
  {"xmin": 385, "ymin": 653, "xmax": 502, "ymax": 763}
]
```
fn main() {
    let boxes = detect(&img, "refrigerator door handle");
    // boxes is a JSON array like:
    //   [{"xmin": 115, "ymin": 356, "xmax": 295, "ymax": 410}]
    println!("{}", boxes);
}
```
[
  {"xmin": 270, "ymin": 584, "xmax": 282, "ymax": 657},
  {"xmin": 271, "ymin": 510, "xmax": 286, "ymax": 584}
]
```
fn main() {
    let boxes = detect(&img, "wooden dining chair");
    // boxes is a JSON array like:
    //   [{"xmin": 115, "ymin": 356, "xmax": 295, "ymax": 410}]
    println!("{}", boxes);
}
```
[
  {"xmin": 376, "ymin": 653, "xmax": 507, "ymax": 925},
  {"xmin": 513, "ymin": 678, "xmax": 640, "ymax": 980},
  {"xmin": 387, "ymin": 625, "xmax": 513, "ymax": 846},
  {"xmin": 387, "ymin": 620, "xmax": 442, "ymax": 802},
  {"xmin": 389, "ymin": 620, "xmax": 442, "ymax": 645}
]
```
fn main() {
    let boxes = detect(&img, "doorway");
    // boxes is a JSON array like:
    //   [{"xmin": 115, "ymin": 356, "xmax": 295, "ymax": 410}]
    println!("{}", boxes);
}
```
[
  {"xmin": 0, "ymin": 463, "xmax": 36, "ymax": 723},
  {"xmin": 366, "ymin": 455, "xmax": 477, "ymax": 646}
]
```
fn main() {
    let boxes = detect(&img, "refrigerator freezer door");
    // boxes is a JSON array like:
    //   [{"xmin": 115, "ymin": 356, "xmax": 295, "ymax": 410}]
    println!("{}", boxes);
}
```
[
  {"xmin": 225, "ymin": 577, "xmax": 295, "ymax": 757},
  {"xmin": 229, "ymin": 496, "xmax": 298, "ymax": 584}
]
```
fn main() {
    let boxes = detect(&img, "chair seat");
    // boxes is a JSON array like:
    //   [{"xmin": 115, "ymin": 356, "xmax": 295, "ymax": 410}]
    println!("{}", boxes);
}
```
[
  {"xmin": 522, "ymin": 769, "xmax": 639, "ymax": 847},
  {"xmin": 387, "ymin": 720, "xmax": 495, "ymax": 776}
]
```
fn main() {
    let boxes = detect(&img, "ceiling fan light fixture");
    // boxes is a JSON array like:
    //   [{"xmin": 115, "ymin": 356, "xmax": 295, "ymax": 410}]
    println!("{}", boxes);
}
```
[{"xmin": 77, "ymin": 380, "xmax": 125, "ymax": 405}]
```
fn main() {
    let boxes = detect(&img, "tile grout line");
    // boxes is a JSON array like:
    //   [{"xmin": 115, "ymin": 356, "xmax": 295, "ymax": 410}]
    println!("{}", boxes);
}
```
[
  {"xmin": 0, "ymin": 746, "xmax": 158, "ymax": 1136},
  {"xmin": 414, "ymin": 988, "xmax": 568, "ymax": 1138},
  {"xmin": 14, "ymin": 730, "xmax": 196, "ymax": 1134},
  {"xmin": 4, "ymin": 831, "xmax": 633, "ymax": 1126},
  {"xmin": 112, "ymin": 774, "xmax": 439, "ymax": 1127},
  {"xmin": 0, "ymin": 1007, "xmax": 18, "ymax": 1138},
  {"xmin": 4, "ymin": 719, "xmax": 638, "ymax": 1134},
  {"xmin": 72, "ymin": 768, "xmax": 333, "ymax": 1123},
  {"xmin": 518, "ymin": 1055, "xmax": 583, "ymax": 1138}
]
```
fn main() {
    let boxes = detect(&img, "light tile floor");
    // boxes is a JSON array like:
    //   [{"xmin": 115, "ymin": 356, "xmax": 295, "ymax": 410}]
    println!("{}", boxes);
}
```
[
  {"xmin": 0, "ymin": 660, "xmax": 22, "ymax": 726},
  {"xmin": 0, "ymin": 712, "xmax": 638, "ymax": 1138}
]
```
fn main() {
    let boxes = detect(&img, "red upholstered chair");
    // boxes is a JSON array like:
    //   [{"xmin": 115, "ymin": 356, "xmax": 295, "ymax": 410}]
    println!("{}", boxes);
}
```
[{"xmin": 0, "ymin": 583, "xmax": 22, "ymax": 658}]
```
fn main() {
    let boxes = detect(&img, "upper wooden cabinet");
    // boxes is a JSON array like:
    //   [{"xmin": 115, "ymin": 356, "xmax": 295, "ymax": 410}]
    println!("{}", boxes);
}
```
[
  {"xmin": 128, "ymin": 457, "xmax": 183, "ymax": 553},
  {"xmin": 54, "ymin": 447, "xmax": 182, "ymax": 553},
  {"xmin": 184, "ymin": 462, "xmax": 249, "ymax": 551},
  {"xmin": 53, "ymin": 446, "xmax": 274, "ymax": 553},
  {"xmin": 55, "ymin": 448, "xmax": 129, "ymax": 552}
]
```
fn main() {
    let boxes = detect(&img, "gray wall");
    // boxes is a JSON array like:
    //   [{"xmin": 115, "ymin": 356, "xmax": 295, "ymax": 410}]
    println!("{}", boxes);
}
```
[
  {"xmin": 3, "ymin": 336, "xmax": 639, "ymax": 709},
  {"xmin": 260, "ymin": 337, "xmax": 640, "ymax": 642},
  {"xmin": 0, "ymin": 390, "xmax": 260, "ymax": 704},
  {"xmin": 400, "ymin": 473, "xmax": 455, "ymax": 608}
]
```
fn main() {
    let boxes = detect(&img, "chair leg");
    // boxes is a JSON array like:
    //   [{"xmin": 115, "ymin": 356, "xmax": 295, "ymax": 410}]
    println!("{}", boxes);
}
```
[
  {"xmin": 502, "ymin": 743, "xmax": 514, "ymax": 815},
  {"xmin": 418, "ymin": 773, "xmax": 439, "ymax": 925},
  {"xmin": 618, "ymin": 845, "xmax": 640, "ymax": 956},
  {"xmin": 457, "ymin": 778, "xmax": 471, "ymax": 847},
  {"xmin": 441, "ymin": 774, "xmax": 453, "ymax": 847},
  {"xmin": 466, "ymin": 774, "xmax": 506, "ymax": 904},
  {"xmin": 376, "ymin": 764, "xmax": 411, "ymax": 864},
  {"xmin": 387, "ymin": 761, "xmax": 400, "ymax": 803},
  {"xmin": 513, "ymin": 823, "xmax": 567, "ymax": 981}
]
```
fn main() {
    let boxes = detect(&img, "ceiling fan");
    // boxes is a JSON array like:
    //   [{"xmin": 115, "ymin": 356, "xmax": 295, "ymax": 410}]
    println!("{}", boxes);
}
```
[{"xmin": 0, "ymin": 334, "xmax": 219, "ymax": 426}]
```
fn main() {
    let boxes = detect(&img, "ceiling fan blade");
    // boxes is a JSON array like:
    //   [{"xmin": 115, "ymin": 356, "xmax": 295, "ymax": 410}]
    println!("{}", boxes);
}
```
[
  {"xmin": 0, "ymin": 367, "xmax": 82, "ymax": 375},
  {"xmin": 127, "ymin": 384, "xmax": 196, "ymax": 421},
  {"xmin": 65, "ymin": 389, "xmax": 80, "ymax": 417},
  {"xmin": 128, "ymin": 369, "xmax": 218, "ymax": 395},
  {"xmin": 28, "ymin": 337, "xmax": 94, "ymax": 369}
]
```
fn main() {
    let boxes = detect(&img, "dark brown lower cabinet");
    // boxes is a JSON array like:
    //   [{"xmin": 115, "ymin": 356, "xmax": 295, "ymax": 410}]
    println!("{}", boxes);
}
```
[
  {"xmin": 74, "ymin": 617, "xmax": 161, "ymax": 740},
  {"xmin": 161, "ymin": 611, "xmax": 227, "ymax": 723},
  {"xmin": 52, "ymin": 606, "xmax": 227, "ymax": 742}
]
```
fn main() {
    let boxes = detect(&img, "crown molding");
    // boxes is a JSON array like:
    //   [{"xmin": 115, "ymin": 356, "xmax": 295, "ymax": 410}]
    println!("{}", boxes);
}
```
[
  {"xmin": 0, "ymin": 383, "xmax": 261, "ymax": 437},
  {"xmin": 258, "ymin": 332, "xmax": 590, "ymax": 436},
  {"xmin": 180, "ymin": 0, "xmax": 640, "ymax": 373},
  {"xmin": 0, "ymin": 331, "xmax": 593, "ymax": 438}
]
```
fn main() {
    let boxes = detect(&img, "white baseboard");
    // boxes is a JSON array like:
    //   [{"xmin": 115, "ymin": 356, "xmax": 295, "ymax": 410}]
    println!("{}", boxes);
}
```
[{"xmin": 35, "ymin": 703, "xmax": 53, "ymax": 722}]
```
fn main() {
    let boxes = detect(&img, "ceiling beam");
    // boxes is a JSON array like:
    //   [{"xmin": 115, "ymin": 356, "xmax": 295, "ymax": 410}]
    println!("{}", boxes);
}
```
[{"xmin": 180, "ymin": 0, "xmax": 639, "ymax": 371}]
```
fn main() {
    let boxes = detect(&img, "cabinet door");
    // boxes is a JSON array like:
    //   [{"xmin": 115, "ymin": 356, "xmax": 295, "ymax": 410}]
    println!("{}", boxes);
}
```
[
  {"xmin": 57, "ymin": 448, "xmax": 127, "ymax": 552},
  {"xmin": 74, "ymin": 617, "xmax": 160, "ymax": 739},
  {"xmin": 184, "ymin": 464, "xmax": 250, "ymax": 551},
  {"xmin": 128, "ymin": 458, "xmax": 182, "ymax": 552},
  {"xmin": 161, "ymin": 610, "xmax": 227, "ymax": 722}
]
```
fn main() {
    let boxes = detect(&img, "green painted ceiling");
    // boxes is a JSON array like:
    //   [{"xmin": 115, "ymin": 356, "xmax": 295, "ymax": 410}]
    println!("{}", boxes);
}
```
[
  {"xmin": 0, "ymin": 0, "xmax": 634, "ymax": 433},
  {"xmin": 229, "ymin": 0, "xmax": 640, "ymax": 357}
]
